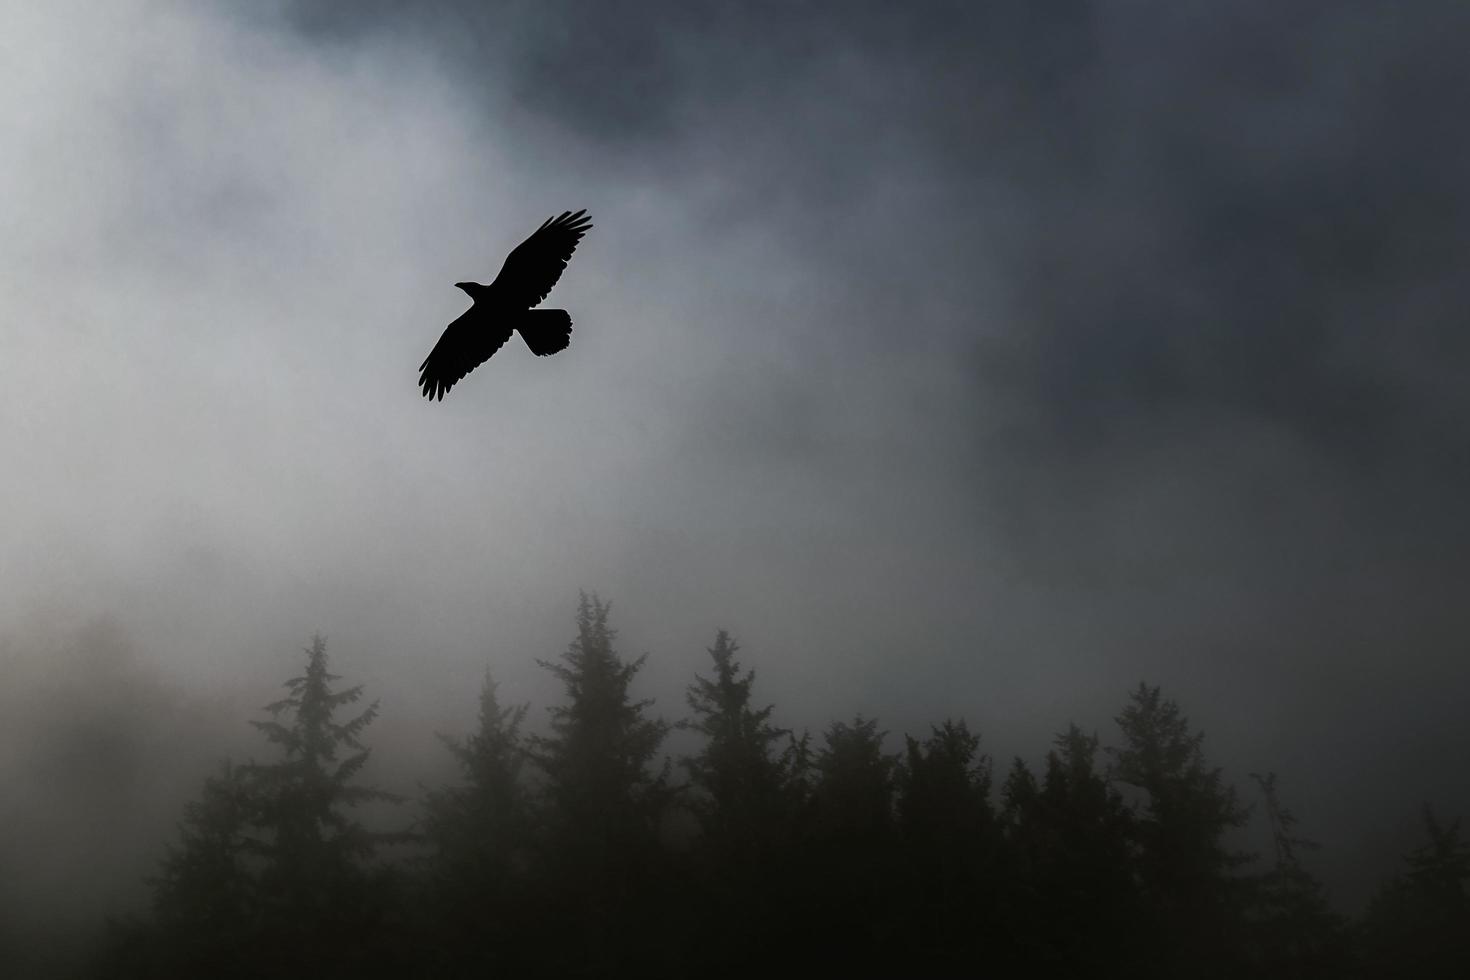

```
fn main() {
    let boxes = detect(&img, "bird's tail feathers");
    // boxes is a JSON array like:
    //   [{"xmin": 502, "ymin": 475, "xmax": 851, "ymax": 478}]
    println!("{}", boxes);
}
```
[{"xmin": 517, "ymin": 309, "xmax": 573, "ymax": 356}]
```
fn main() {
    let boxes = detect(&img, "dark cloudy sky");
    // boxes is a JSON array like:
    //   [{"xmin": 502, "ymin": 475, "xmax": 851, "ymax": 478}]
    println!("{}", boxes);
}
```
[{"xmin": 3, "ymin": 0, "xmax": 1469, "ymax": 935}]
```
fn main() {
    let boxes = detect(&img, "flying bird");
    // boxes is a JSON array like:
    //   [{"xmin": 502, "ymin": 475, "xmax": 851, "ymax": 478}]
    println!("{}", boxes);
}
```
[{"xmin": 418, "ymin": 209, "xmax": 593, "ymax": 400}]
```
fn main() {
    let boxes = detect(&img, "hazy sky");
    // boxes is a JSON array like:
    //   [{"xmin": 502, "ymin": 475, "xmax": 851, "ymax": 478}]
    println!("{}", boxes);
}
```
[{"xmin": 3, "ymin": 0, "xmax": 1469, "ymax": 930}]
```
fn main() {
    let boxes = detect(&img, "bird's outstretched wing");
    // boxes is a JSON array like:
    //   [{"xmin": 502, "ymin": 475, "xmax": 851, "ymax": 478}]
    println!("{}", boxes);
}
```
[
  {"xmin": 417, "ymin": 307, "xmax": 514, "ymax": 400},
  {"xmin": 488, "ymin": 209, "xmax": 593, "ymax": 308}
]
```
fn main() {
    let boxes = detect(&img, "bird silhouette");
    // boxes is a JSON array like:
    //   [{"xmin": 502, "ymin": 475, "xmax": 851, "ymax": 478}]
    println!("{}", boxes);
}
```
[{"xmin": 418, "ymin": 209, "xmax": 593, "ymax": 400}]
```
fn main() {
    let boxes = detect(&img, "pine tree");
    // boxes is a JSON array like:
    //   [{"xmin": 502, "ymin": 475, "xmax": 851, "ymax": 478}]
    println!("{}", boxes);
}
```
[
  {"xmin": 802, "ymin": 716, "xmax": 902, "ymax": 969},
  {"xmin": 1243, "ymin": 772, "xmax": 1345, "ymax": 977},
  {"xmin": 128, "ymin": 635, "xmax": 406, "ymax": 978},
  {"xmin": 417, "ymin": 669, "xmax": 532, "ymax": 969},
  {"xmin": 1405, "ymin": 807, "xmax": 1470, "ymax": 918},
  {"xmin": 897, "ymin": 719, "xmax": 993, "ymax": 852},
  {"xmin": 1000, "ymin": 727, "xmax": 1141, "ymax": 972},
  {"xmin": 678, "ymin": 630, "xmax": 811, "ymax": 974},
  {"xmin": 680, "ymin": 629, "xmax": 802, "ymax": 855},
  {"xmin": 143, "ymin": 761, "xmax": 258, "ymax": 978},
  {"xmin": 1109, "ymin": 683, "xmax": 1249, "ymax": 974},
  {"xmin": 894, "ymin": 720, "xmax": 995, "ymax": 967},
  {"xmin": 533, "ymin": 594, "xmax": 670, "ymax": 852},
  {"xmin": 1000, "ymin": 756, "xmax": 1040, "ymax": 826},
  {"xmin": 811, "ymin": 715, "xmax": 897, "ymax": 842},
  {"xmin": 240, "ymin": 635, "xmax": 406, "ymax": 969},
  {"xmin": 423, "ymin": 669, "xmax": 530, "ymax": 885},
  {"xmin": 530, "ymin": 594, "xmax": 673, "ymax": 974},
  {"xmin": 1360, "ymin": 806, "xmax": 1470, "ymax": 978}
]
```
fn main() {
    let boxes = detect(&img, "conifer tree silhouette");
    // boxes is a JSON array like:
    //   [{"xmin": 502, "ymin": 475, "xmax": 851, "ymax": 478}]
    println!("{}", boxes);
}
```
[
  {"xmin": 529, "ymin": 594, "xmax": 672, "ymax": 974},
  {"xmin": 131, "ymin": 636, "xmax": 406, "ymax": 979},
  {"xmin": 1110, "ymin": 683, "xmax": 1250, "ymax": 975},
  {"xmin": 681, "ymin": 629, "xmax": 804, "ymax": 855}
]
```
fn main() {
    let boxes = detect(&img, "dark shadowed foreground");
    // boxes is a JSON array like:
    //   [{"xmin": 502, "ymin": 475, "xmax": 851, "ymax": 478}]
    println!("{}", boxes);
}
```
[{"xmin": 57, "ymin": 596, "xmax": 1464, "ymax": 979}]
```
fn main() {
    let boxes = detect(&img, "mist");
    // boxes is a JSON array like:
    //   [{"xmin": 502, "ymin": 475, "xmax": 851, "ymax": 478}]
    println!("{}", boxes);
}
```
[{"xmin": 3, "ymin": 1, "xmax": 1469, "ymax": 976}]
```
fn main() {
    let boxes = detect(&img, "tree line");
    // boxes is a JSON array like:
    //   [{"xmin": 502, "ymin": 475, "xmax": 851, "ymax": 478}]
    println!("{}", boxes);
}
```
[{"xmin": 92, "ymin": 594, "xmax": 1468, "ymax": 979}]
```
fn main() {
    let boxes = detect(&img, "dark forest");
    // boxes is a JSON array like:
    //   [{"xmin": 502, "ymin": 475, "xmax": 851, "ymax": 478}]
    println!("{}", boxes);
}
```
[{"xmin": 46, "ymin": 595, "xmax": 1461, "ymax": 979}]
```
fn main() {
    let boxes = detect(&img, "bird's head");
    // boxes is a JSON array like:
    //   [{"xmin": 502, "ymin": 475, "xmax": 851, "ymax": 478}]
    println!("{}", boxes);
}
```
[{"xmin": 454, "ymin": 281, "xmax": 485, "ymax": 299}]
